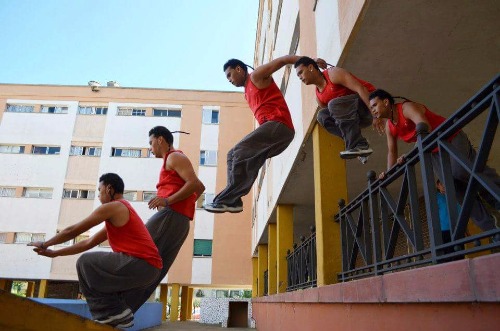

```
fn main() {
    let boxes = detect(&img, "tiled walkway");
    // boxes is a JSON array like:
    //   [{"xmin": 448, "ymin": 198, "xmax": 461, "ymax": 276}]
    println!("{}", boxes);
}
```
[{"xmin": 145, "ymin": 321, "xmax": 254, "ymax": 331}]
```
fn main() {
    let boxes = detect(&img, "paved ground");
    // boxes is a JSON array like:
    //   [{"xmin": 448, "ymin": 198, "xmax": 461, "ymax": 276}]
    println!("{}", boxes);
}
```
[{"xmin": 144, "ymin": 321, "xmax": 254, "ymax": 330}]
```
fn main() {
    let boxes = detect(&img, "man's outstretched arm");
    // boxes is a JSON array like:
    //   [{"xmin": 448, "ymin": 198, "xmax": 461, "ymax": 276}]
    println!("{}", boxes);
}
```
[{"xmin": 250, "ymin": 55, "xmax": 303, "ymax": 88}]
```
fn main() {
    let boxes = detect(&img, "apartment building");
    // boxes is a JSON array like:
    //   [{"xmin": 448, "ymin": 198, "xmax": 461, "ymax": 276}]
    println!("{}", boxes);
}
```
[{"xmin": 0, "ymin": 83, "xmax": 254, "ymax": 299}]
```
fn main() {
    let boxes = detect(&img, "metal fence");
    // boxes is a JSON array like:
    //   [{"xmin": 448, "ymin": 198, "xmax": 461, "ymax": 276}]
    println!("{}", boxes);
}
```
[
  {"xmin": 286, "ymin": 226, "xmax": 317, "ymax": 291},
  {"xmin": 335, "ymin": 74, "xmax": 500, "ymax": 282}
]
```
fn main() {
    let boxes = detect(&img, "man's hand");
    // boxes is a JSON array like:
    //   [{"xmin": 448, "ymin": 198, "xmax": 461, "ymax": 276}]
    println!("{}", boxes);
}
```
[
  {"xmin": 28, "ymin": 242, "xmax": 57, "ymax": 258},
  {"xmin": 396, "ymin": 155, "xmax": 406, "ymax": 165},
  {"xmin": 372, "ymin": 118, "xmax": 385, "ymax": 135},
  {"xmin": 378, "ymin": 171, "xmax": 386, "ymax": 180},
  {"xmin": 314, "ymin": 58, "xmax": 327, "ymax": 69},
  {"xmin": 148, "ymin": 196, "xmax": 168, "ymax": 210}
]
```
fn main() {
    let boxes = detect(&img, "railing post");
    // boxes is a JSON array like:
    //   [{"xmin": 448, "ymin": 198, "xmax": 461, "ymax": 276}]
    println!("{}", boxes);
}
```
[
  {"xmin": 367, "ymin": 170, "xmax": 381, "ymax": 275},
  {"xmin": 416, "ymin": 122, "xmax": 442, "ymax": 264}
]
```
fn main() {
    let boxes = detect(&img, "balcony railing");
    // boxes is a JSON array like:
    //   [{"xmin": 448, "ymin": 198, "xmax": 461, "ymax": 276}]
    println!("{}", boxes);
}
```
[
  {"xmin": 335, "ymin": 74, "xmax": 500, "ymax": 282},
  {"xmin": 286, "ymin": 227, "xmax": 317, "ymax": 291}
]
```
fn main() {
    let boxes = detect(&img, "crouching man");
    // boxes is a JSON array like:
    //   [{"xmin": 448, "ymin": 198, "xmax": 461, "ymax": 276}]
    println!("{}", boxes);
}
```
[{"xmin": 29, "ymin": 173, "xmax": 162, "ymax": 329}]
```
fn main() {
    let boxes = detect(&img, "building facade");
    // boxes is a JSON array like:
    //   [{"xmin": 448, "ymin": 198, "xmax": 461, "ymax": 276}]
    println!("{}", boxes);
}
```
[{"xmin": 0, "ymin": 84, "xmax": 254, "ymax": 308}]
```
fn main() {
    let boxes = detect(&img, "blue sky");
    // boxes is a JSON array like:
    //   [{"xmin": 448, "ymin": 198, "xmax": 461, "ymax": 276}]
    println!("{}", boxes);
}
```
[{"xmin": 0, "ymin": 0, "xmax": 258, "ymax": 91}]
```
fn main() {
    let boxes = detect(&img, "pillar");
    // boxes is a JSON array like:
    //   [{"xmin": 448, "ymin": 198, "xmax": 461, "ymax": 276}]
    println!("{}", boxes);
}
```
[
  {"xmin": 257, "ymin": 244, "xmax": 268, "ymax": 296},
  {"xmin": 170, "ymin": 283, "xmax": 180, "ymax": 322},
  {"xmin": 277, "ymin": 204, "xmax": 293, "ymax": 293},
  {"xmin": 179, "ymin": 285, "xmax": 189, "ymax": 321},
  {"xmin": 312, "ymin": 125, "xmax": 346, "ymax": 286},
  {"xmin": 26, "ymin": 281, "xmax": 35, "ymax": 297},
  {"xmin": 38, "ymin": 279, "xmax": 48, "ymax": 298},
  {"xmin": 160, "ymin": 284, "xmax": 168, "ymax": 321},
  {"xmin": 186, "ymin": 288, "xmax": 194, "ymax": 320},
  {"xmin": 252, "ymin": 257, "xmax": 258, "ymax": 298},
  {"xmin": 267, "ymin": 223, "xmax": 277, "ymax": 295}
]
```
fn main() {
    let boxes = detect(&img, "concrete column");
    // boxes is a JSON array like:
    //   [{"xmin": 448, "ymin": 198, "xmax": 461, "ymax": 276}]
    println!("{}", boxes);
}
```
[
  {"xmin": 179, "ymin": 286, "xmax": 189, "ymax": 321},
  {"xmin": 312, "ymin": 125, "xmax": 346, "ymax": 286},
  {"xmin": 252, "ymin": 257, "xmax": 258, "ymax": 298},
  {"xmin": 267, "ymin": 223, "xmax": 277, "ymax": 295},
  {"xmin": 160, "ymin": 284, "xmax": 168, "ymax": 321},
  {"xmin": 26, "ymin": 281, "xmax": 35, "ymax": 297},
  {"xmin": 0, "ymin": 279, "xmax": 12, "ymax": 291},
  {"xmin": 38, "ymin": 279, "xmax": 48, "ymax": 298},
  {"xmin": 277, "ymin": 204, "xmax": 293, "ymax": 293},
  {"xmin": 187, "ymin": 288, "xmax": 194, "ymax": 320},
  {"xmin": 170, "ymin": 283, "xmax": 180, "ymax": 322},
  {"xmin": 257, "ymin": 244, "xmax": 268, "ymax": 297}
]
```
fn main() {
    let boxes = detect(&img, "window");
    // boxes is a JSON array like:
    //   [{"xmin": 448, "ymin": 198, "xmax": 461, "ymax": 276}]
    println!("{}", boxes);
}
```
[
  {"xmin": 202, "ymin": 108, "xmax": 219, "ymax": 124},
  {"xmin": 0, "ymin": 233, "xmax": 7, "ymax": 243},
  {"xmin": 153, "ymin": 108, "xmax": 181, "ymax": 117},
  {"xmin": 63, "ymin": 189, "xmax": 95, "ymax": 199},
  {"xmin": 23, "ymin": 187, "xmax": 53, "ymax": 199},
  {"xmin": 200, "ymin": 150, "xmax": 217, "ymax": 166},
  {"xmin": 196, "ymin": 193, "xmax": 214, "ymax": 208},
  {"xmin": 112, "ymin": 148, "xmax": 141, "ymax": 157},
  {"xmin": 117, "ymin": 108, "xmax": 146, "ymax": 116},
  {"xmin": 77, "ymin": 106, "xmax": 107, "ymax": 115},
  {"xmin": 0, "ymin": 145, "xmax": 25, "ymax": 154},
  {"xmin": 123, "ymin": 191, "xmax": 138, "ymax": 201},
  {"xmin": 6, "ymin": 104, "xmax": 34, "ymax": 113},
  {"xmin": 143, "ymin": 191, "xmax": 156, "ymax": 202},
  {"xmin": 75, "ymin": 234, "xmax": 89, "ymax": 243},
  {"xmin": 32, "ymin": 146, "xmax": 60, "ymax": 155},
  {"xmin": 14, "ymin": 232, "xmax": 45, "ymax": 244},
  {"xmin": 41, "ymin": 106, "xmax": 68, "ymax": 114},
  {"xmin": 193, "ymin": 239, "xmax": 213, "ymax": 257},
  {"xmin": 70, "ymin": 146, "xmax": 101, "ymax": 156},
  {"xmin": 0, "ymin": 187, "xmax": 16, "ymax": 197}
]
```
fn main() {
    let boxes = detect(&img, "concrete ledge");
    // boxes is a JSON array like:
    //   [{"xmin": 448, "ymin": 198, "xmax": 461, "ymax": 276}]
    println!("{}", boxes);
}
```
[
  {"xmin": 32, "ymin": 298, "xmax": 162, "ymax": 330},
  {"xmin": 253, "ymin": 253, "xmax": 500, "ymax": 304}
]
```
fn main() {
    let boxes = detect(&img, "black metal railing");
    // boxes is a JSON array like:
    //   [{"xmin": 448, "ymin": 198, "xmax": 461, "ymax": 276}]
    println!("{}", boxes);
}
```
[
  {"xmin": 286, "ymin": 226, "xmax": 317, "ymax": 291},
  {"xmin": 335, "ymin": 74, "xmax": 500, "ymax": 282},
  {"xmin": 263, "ymin": 270, "xmax": 268, "ymax": 296}
]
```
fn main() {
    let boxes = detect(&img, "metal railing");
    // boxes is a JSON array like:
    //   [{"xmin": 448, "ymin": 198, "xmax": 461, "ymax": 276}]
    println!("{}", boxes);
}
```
[
  {"xmin": 335, "ymin": 74, "xmax": 500, "ymax": 282},
  {"xmin": 286, "ymin": 226, "xmax": 317, "ymax": 291}
]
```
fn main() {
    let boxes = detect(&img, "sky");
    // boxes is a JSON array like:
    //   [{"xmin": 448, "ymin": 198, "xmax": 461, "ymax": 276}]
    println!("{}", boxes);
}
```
[{"xmin": 0, "ymin": 0, "xmax": 258, "ymax": 91}]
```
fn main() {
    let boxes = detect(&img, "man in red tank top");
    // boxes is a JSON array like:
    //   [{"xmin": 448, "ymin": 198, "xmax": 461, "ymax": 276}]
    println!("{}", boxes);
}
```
[
  {"xmin": 120, "ymin": 126, "xmax": 205, "ymax": 312},
  {"xmin": 369, "ymin": 89, "xmax": 499, "ymax": 233},
  {"xmin": 29, "ymin": 173, "xmax": 162, "ymax": 328},
  {"xmin": 204, "ymin": 56, "xmax": 300, "ymax": 213},
  {"xmin": 293, "ymin": 56, "xmax": 384, "ymax": 161}
]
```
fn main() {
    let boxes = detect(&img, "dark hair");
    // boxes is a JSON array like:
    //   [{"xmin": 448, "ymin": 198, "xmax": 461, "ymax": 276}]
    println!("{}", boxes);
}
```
[
  {"xmin": 369, "ymin": 89, "xmax": 411, "ymax": 105},
  {"xmin": 99, "ymin": 173, "xmax": 124, "ymax": 194},
  {"xmin": 369, "ymin": 89, "xmax": 395, "ymax": 105},
  {"xmin": 294, "ymin": 56, "xmax": 320, "ymax": 71},
  {"xmin": 223, "ymin": 59, "xmax": 253, "ymax": 72},
  {"xmin": 149, "ymin": 126, "xmax": 174, "ymax": 145}
]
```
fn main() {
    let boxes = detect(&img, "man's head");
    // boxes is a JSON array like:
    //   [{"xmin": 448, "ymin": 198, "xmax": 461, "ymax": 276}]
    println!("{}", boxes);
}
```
[
  {"xmin": 436, "ymin": 179, "xmax": 446, "ymax": 194},
  {"xmin": 223, "ymin": 59, "xmax": 248, "ymax": 87},
  {"xmin": 294, "ymin": 57, "xmax": 321, "ymax": 85},
  {"xmin": 369, "ymin": 89, "xmax": 395, "ymax": 119},
  {"xmin": 149, "ymin": 126, "xmax": 173, "ymax": 158},
  {"xmin": 98, "ymin": 173, "xmax": 124, "ymax": 204}
]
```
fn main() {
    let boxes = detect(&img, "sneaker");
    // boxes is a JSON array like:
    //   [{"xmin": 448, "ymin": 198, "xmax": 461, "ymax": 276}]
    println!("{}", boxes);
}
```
[
  {"xmin": 95, "ymin": 308, "xmax": 133, "ymax": 327},
  {"xmin": 340, "ymin": 143, "xmax": 373, "ymax": 159},
  {"xmin": 204, "ymin": 199, "xmax": 243, "ymax": 214}
]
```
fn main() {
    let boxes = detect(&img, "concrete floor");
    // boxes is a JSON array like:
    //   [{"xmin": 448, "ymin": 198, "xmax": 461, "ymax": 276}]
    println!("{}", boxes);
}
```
[{"xmin": 144, "ymin": 321, "xmax": 254, "ymax": 331}]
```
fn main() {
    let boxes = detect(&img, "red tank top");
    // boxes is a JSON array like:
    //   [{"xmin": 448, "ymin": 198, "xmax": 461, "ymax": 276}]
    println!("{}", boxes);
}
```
[
  {"xmin": 388, "ymin": 102, "xmax": 459, "ymax": 151},
  {"xmin": 244, "ymin": 75, "xmax": 294, "ymax": 130},
  {"xmin": 105, "ymin": 199, "xmax": 162, "ymax": 269},
  {"xmin": 316, "ymin": 70, "xmax": 375, "ymax": 105},
  {"xmin": 156, "ymin": 150, "xmax": 197, "ymax": 219}
]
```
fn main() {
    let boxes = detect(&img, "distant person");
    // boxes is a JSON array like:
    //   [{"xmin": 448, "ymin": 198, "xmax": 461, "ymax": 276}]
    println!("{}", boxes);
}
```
[
  {"xmin": 29, "ymin": 173, "xmax": 162, "ymax": 329},
  {"xmin": 294, "ymin": 56, "xmax": 384, "ymax": 160},
  {"xmin": 204, "ymin": 56, "xmax": 298, "ymax": 213},
  {"xmin": 123, "ymin": 126, "xmax": 205, "ymax": 312},
  {"xmin": 369, "ymin": 89, "xmax": 499, "ymax": 232}
]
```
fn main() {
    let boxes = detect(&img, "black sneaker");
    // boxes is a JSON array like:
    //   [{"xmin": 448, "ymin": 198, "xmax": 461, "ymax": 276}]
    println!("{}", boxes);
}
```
[
  {"xmin": 95, "ymin": 308, "xmax": 134, "ymax": 327},
  {"xmin": 340, "ymin": 143, "xmax": 373, "ymax": 159}
]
